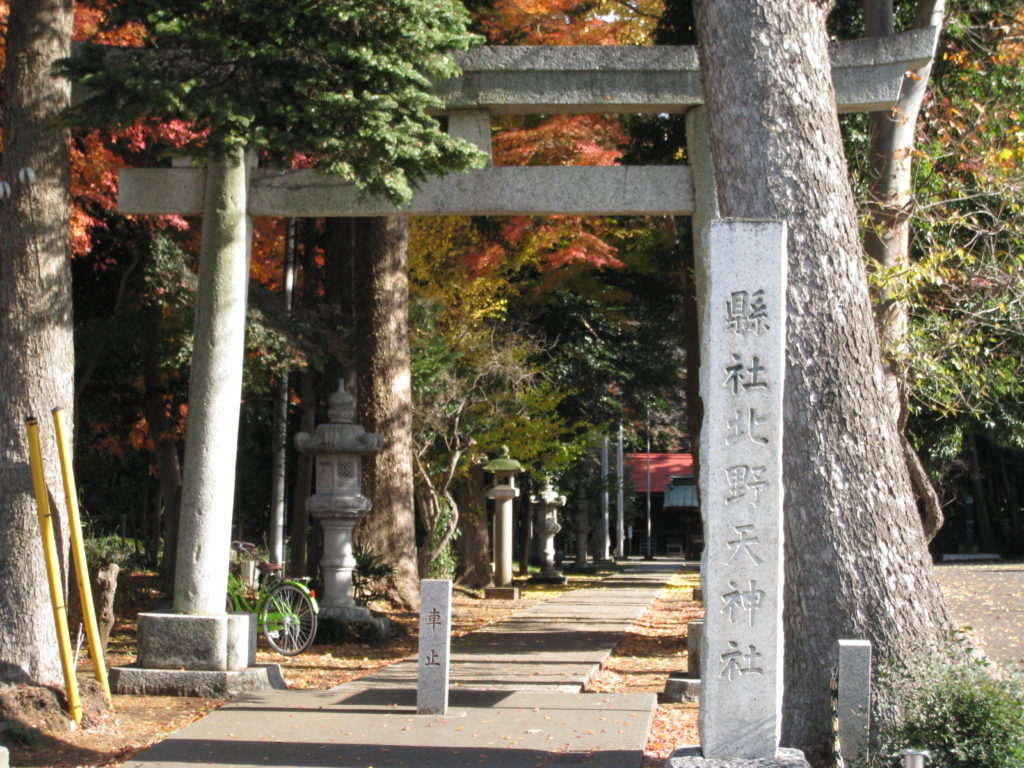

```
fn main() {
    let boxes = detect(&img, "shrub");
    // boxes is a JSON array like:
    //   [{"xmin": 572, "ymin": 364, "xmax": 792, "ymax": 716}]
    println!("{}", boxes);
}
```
[
  {"xmin": 877, "ymin": 660, "xmax": 1024, "ymax": 768},
  {"xmin": 83, "ymin": 534, "xmax": 149, "ymax": 573},
  {"xmin": 353, "ymin": 545, "xmax": 394, "ymax": 606}
]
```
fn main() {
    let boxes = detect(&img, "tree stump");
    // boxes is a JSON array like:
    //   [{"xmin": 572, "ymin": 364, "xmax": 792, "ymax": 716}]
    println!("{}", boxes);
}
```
[{"xmin": 95, "ymin": 563, "xmax": 120, "ymax": 652}]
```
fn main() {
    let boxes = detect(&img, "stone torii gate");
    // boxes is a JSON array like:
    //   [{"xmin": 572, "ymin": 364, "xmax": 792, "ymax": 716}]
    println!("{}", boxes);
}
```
[{"xmin": 114, "ymin": 27, "xmax": 937, "ymax": 761}]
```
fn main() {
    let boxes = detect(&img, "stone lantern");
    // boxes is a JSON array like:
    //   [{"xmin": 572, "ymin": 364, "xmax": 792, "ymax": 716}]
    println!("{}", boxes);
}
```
[
  {"xmin": 484, "ymin": 446, "xmax": 522, "ymax": 587},
  {"xmin": 295, "ymin": 381, "xmax": 383, "ymax": 622},
  {"xmin": 530, "ymin": 477, "xmax": 567, "ymax": 584}
]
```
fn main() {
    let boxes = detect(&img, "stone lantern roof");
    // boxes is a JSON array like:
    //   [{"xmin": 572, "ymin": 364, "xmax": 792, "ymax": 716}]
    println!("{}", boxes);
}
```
[
  {"xmin": 484, "ymin": 445, "xmax": 522, "ymax": 474},
  {"xmin": 294, "ymin": 381, "xmax": 384, "ymax": 456}
]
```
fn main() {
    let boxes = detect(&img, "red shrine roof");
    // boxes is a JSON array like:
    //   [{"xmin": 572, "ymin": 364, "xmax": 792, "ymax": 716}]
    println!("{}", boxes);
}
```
[{"xmin": 624, "ymin": 453, "xmax": 695, "ymax": 494}]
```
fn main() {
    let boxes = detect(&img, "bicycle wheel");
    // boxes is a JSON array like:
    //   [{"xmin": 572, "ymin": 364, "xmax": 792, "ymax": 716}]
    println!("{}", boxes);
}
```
[{"xmin": 259, "ymin": 582, "xmax": 317, "ymax": 655}]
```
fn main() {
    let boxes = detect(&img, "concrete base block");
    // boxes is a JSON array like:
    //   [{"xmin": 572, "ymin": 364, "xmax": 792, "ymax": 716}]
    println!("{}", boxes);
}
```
[
  {"xmin": 669, "ymin": 746, "xmax": 810, "ymax": 768},
  {"xmin": 660, "ymin": 675, "xmax": 700, "ymax": 703},
  {"xmin": 138, "ymin": 612, "xmax": 243, "ymax": 671},
  {"xmin": 484, "ymin": 587, "xmax": 520, "ymax": 600},
  {"xmin": 110, "ymin": 663, "xmax": 287, "ymax": 697},
  {"xmin": 227, "ymin": 611, "xmax": 257, "ymax": 669}
]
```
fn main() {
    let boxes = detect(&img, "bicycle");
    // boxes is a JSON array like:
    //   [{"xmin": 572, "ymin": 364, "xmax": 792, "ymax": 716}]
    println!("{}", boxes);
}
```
[{"xmin": 226, "ymin": 542, "xmax": 319, "ymax": 656}]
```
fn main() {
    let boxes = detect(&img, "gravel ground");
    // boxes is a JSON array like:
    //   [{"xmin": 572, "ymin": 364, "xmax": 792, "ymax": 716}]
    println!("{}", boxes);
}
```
[{"xmin": 933, "ymin": 560, "xmax": 1024, "ymax": 668}]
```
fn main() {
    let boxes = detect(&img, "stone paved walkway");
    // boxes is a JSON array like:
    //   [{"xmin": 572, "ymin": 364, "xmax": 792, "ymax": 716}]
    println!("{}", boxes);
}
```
[{"xmin": 122, "ymin": 560, "xmax": 683, "ymax": 768}]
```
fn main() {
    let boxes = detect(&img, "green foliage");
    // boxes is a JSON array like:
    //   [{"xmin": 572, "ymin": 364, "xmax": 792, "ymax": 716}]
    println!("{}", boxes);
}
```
[
  {"xmin": 897, "ymin": 4, "xmax": 1024, "ymax": 458},
  {"xmin": 61, "ymin": 0, "xmax": 486, "ymax": 204},
  {"xmin": 424, "ymin": 499, "xmax": 459, "ymax": 579},
  {"xmin": 352, "ymin": 544, "xmax": 395, "ymax": 606},
  {"xmin": 876, "ymin": 661, "xmax": 1024, "ymax": 768},
  {"xmin": 84, "ymin": 534, "xmax": 149, "ymax": 572}
]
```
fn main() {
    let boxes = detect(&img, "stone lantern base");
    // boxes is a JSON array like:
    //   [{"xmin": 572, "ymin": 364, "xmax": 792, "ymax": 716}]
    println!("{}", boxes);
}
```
[
  {"xmin": 316, "ymin": 608, "xmax": 392, "ymax": 642},
  {"xmin": 528, "ymin": 571, "xmax": 567, "ymax": 585}
]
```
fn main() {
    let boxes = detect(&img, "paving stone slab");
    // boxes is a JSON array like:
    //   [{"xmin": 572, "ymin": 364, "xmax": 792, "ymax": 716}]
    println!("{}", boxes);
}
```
[{"xmin": 120, "ymin": 685, "xmax": 656, "ymax": 768}]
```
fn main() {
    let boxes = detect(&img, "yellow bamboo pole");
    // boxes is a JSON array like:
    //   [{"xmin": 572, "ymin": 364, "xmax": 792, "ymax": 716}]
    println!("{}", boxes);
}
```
[
  {"xmin": 53, "ymin": 408, "xmax": 112, "ymax": 707},
  {"xmin": 25, "ymin": 417, "xmax": 82, "ymax": 726}
]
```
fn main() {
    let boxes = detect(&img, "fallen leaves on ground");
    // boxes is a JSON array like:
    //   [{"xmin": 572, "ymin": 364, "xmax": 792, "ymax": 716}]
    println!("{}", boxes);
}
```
[{"xmin": 583, "ymin": 570, "xmax": 703, "ymax": 765}]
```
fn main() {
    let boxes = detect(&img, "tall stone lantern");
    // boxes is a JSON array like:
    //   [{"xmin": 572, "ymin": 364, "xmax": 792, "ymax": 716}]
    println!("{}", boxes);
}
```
[
  {"xmin": 295, "ymin": 381, "xmax": 383, "ymax": 622},
  {"xmin": 530, "ymin": 477, "xmax": 567, "ymax": 584},
  {"xmin": 485, "ymin": 447, "xmax": 522, "ymax": 587}
]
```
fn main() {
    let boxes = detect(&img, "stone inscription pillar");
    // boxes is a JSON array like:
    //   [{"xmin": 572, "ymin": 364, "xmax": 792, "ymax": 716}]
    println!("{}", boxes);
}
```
[
  {"xmin": 698, "ymin": 220, "xmax": 787, "ymax": 760},
  {"xmin": 417, "ymin": 579, "xmax": 453, "ymax": 715}
]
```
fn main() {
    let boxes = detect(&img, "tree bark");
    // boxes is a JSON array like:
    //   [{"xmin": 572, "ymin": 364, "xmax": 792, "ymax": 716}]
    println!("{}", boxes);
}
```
[
  {"xmin": 94, "ymin": 563, "xmax": 120, "ymax": 652},
  {"xmin": 352, "ymin": 217, "xmax": 419, "ymax": 610},
  {"xmin": 455, "ymin": 464, "xmax": 493, "ymax": 587},
  {"xmin": 0, "ymin": 0, "xmax": 75, "ymax": 687},
  {"xmin": 693, "ymin": 0, "xmax": 952, "ymax": 756},
  {"xmin": 142, "ymin": 302, "xmax": 183, "ymax": 585},
  {"xmin": 288, "ymin": 368, "xmax": 317, "ymax": 577}
]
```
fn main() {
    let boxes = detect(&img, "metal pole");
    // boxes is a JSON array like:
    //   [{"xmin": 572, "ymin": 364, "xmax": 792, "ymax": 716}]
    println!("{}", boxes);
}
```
[
  {"xmin": 269, "ymin": 219, "xmax": 297, "ymax": 567},
  {"xmin": 53, "ymin": 409, "xmax": 111, "ymax": 706},
  {"xmin": 616, "ymin": 424, "xmax": 625, "ymax": 558},
  {"xmin": 599, "ymin": 435, "xmax": 610, "ymax": 560},
  {"xmin": 26, "ymin": 417, "xmax": 82, "ymax": 725},
  {"xmin": 645, "ymin": 409, "xmax": 653, "ymax": 559}
]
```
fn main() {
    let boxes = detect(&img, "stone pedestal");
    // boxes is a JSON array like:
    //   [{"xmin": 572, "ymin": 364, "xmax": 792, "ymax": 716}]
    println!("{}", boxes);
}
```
[
  {"xmin": 669, "ymin": 747, "xmax": 810, "ymax": 768},
  {"xmin": 317, "ymin": 516, "xmax": 362, "ymax": 618},
  {"xmin": 295, "ymin": 381, "xmax": 383, "ymax": 626},
  {"xmin": 489, "ymin": 485, "xmax": 518, "ymax": 586},
  {"xmin": 484, "ymin": 586, "xmax": 520, "ymax": 600},
  {"xmin": 111, "ymin": 610, "xmax": 284, "ymax": 697}
]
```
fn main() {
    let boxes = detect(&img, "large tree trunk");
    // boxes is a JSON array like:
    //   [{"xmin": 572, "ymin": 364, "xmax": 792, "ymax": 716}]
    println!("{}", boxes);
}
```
[
  {"xmin": 352, "ymin": 217, "xmax": 419, "ymax": 610},
  {"xmin": 0, "ymin": 0, "xmax": 75, "ymax": 686},
  {"xmin": 455, "ymin": 464, "xmax": 492, "ymax": 587},
  {"xmin": 288, "ymin": 368, "xmax": 317, "ymax": 577},
  {"xmin": 693, "ymin": 0, "xmax": 952, "ymax": 757}
]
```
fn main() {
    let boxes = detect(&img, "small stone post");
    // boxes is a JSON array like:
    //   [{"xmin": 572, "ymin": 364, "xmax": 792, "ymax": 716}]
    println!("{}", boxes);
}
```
[
  {"xmin": 295, "ymin": 381, "xmax": 383, "ymax": 621},
  {"xmin": 837, "ymin": 639, "xmax": 872, "ymax": 767},
  {"xmin": 530, "ymin": 478, "xmax": 567, "ymax": 584},
  {"xmin": 417, "ymin": 579, "xmax": 453, "ymax": 715},
  {"xmin": 485, "ymin": 447, "xmax": 522, "ymax": 587}
]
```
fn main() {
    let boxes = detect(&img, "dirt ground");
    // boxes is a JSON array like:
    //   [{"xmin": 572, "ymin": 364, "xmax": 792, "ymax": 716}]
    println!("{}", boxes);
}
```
[
  {"xmin": 933, "ymin": 559, "xmax": 1024, "ymax": 667},
  {"xmin": 2, "ymin": 561, "xmax": 1018, "ymax": 768}
]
